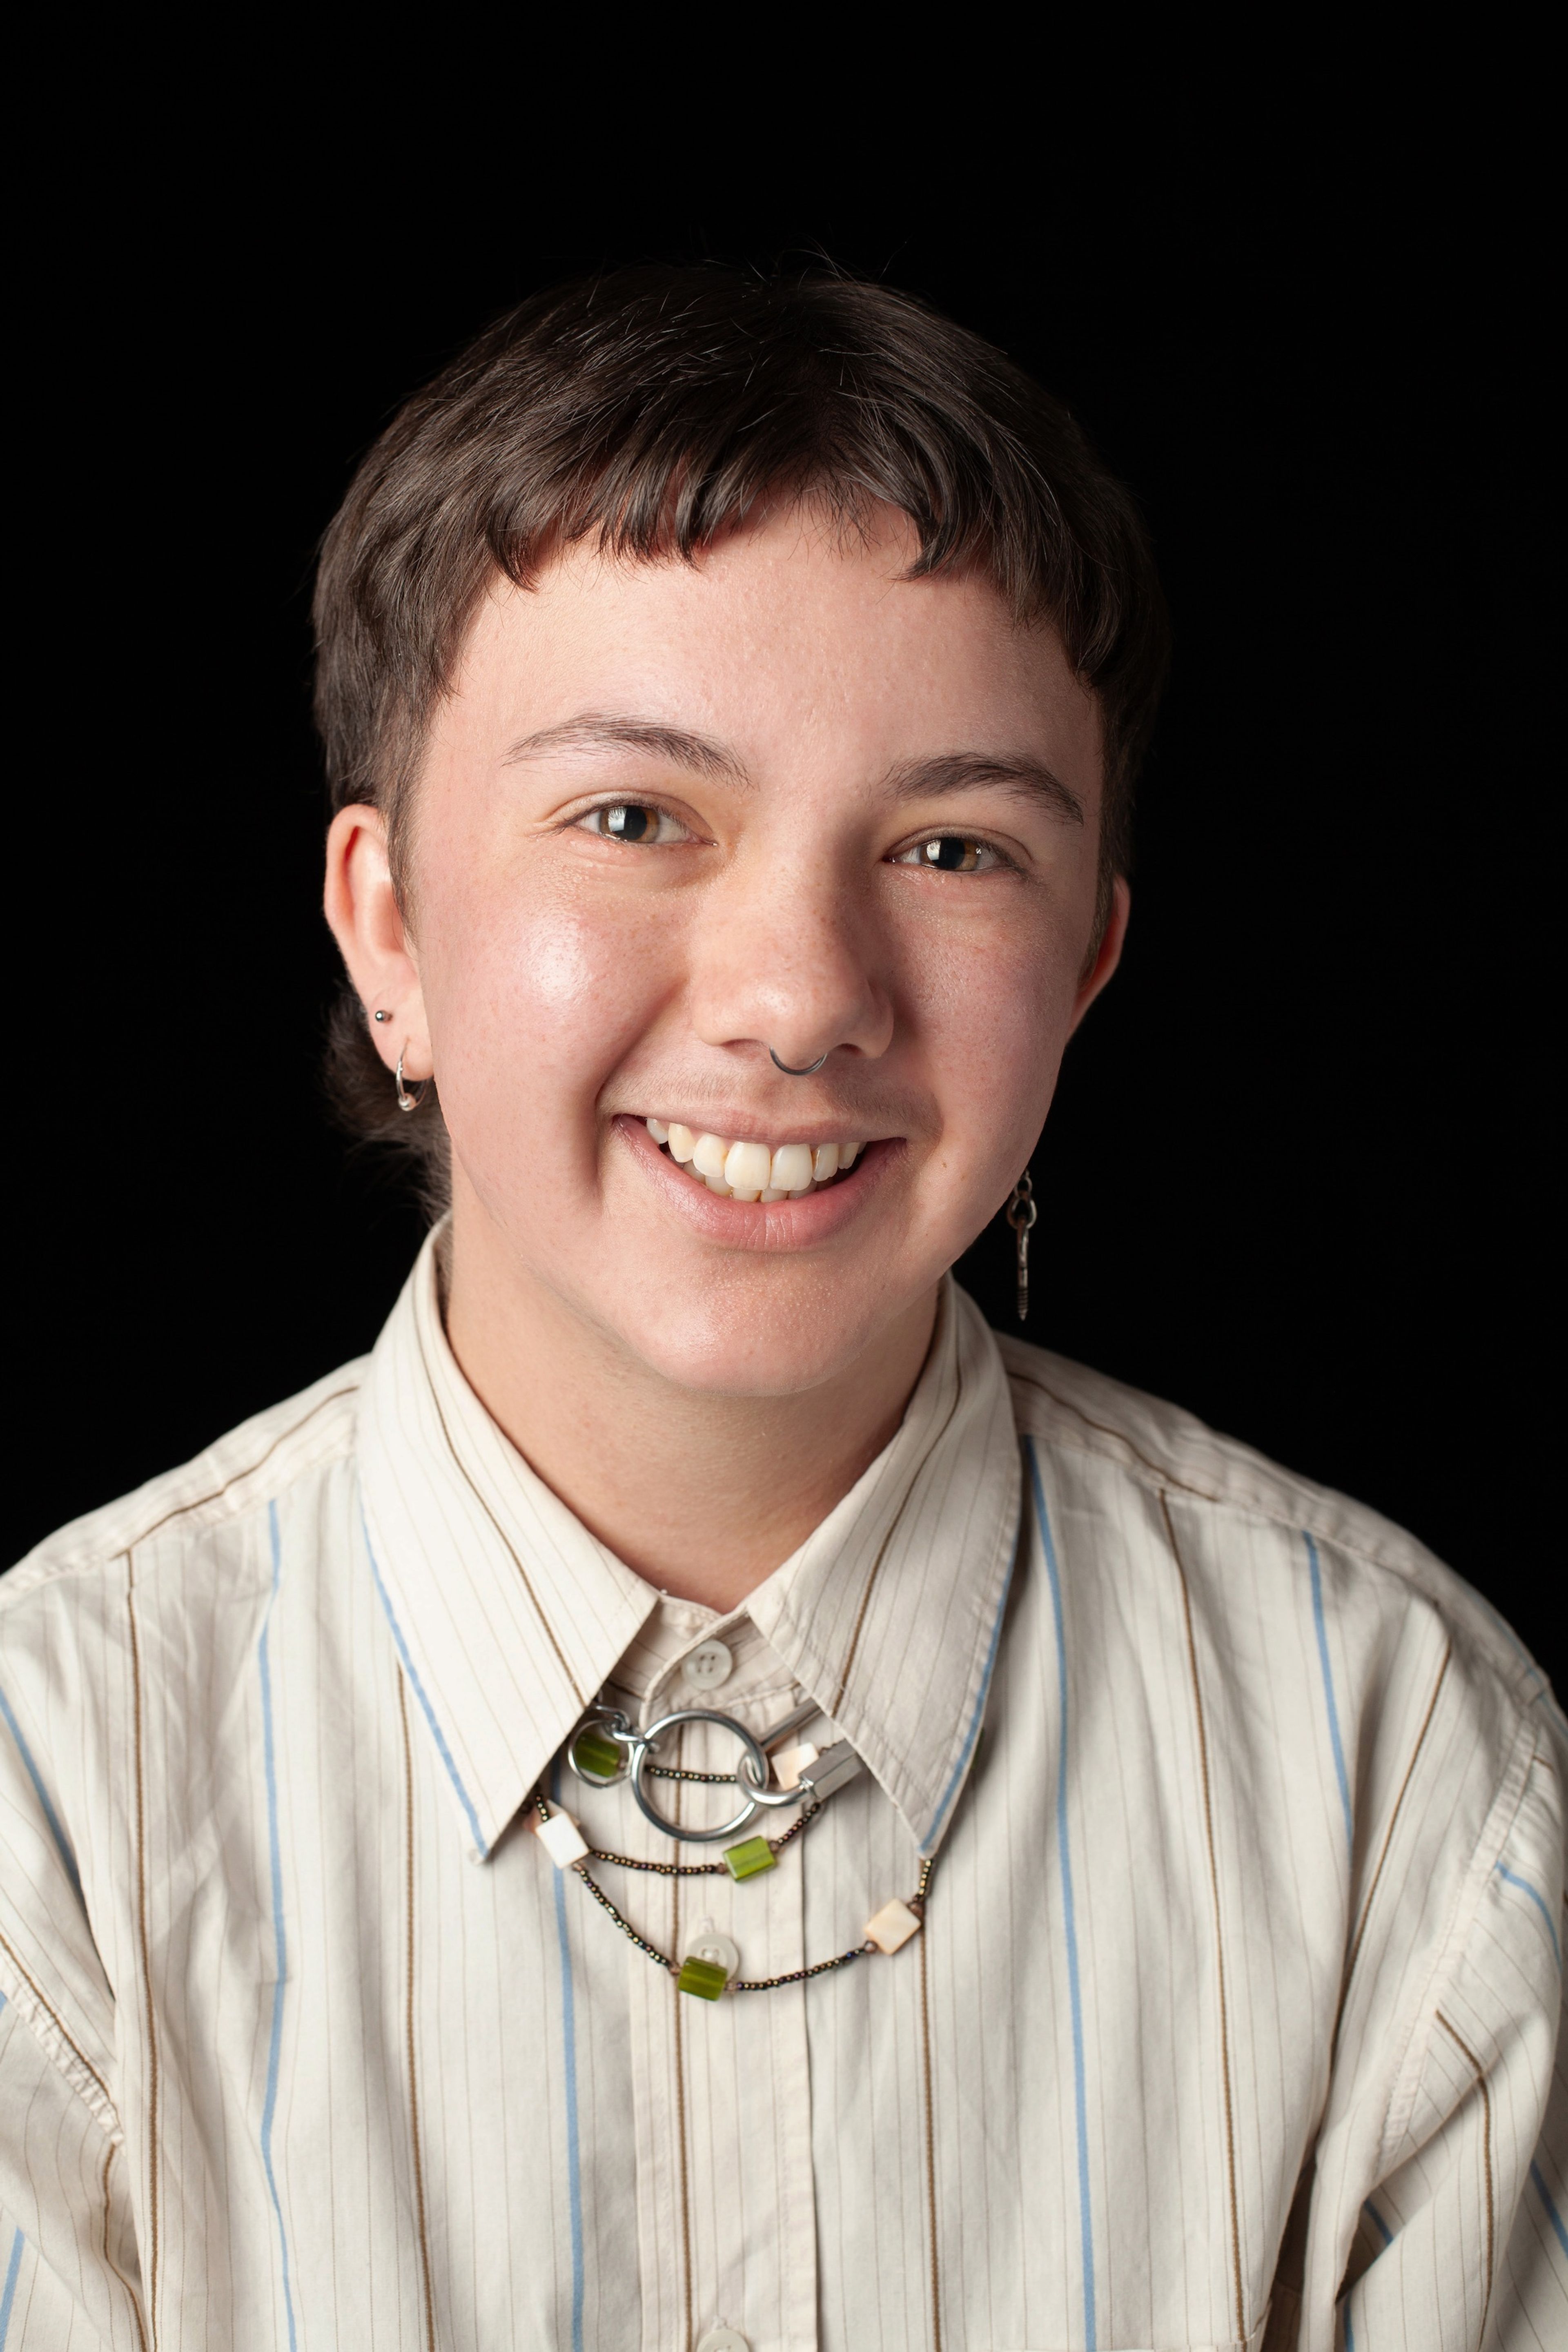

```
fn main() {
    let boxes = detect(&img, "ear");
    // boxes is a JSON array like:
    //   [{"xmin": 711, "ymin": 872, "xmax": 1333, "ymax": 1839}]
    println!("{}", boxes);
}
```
[
  {"xmin": 1068, "ymin": 874, "xmax": 1131, "ymax": 1037},
  {"xmin": 323, "ymin": 804, "xmax": 433, "ymax": 1082}
]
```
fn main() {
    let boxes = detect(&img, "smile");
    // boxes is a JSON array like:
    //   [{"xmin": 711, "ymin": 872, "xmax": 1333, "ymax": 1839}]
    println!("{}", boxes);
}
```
[{"xmin": 644, "ymin": 1119, "xmax": 862, "ymax": 1202}]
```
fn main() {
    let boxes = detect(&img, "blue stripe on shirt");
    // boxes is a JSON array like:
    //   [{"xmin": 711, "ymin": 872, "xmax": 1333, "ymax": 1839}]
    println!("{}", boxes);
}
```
[
  {"xmin": 1027, "ymin": 1438, "xmax": 1097, "ymax": 2351},
  {"xmin": 1496, "ymin": 1864, "xmax": 1562, "ymax": 1966},
  {"xmin": 1305, "ymin": 1534, "xmax": 1354, "ymax": 1858},
  {"xmin": 1531, "ymin": 2160, "xmax": 1568, "ymax": 2259},
  {"xmin": 924, "ymin": 1485, "xmax": 1024, "ymax": 1849},
  {"xmin": 0, "ymin": 2225, "xmax": 22, "ymax": 2349},
  {"xmin": 0, "ymin": 1683, "xmax": 82, "ymax": 1901},
  {"xmin": 1362, "ymin": 2197, "xmax": 1394, "ymax": 2248},
  {"xmin": 359, "ymin": 1497, "xmax": 489, "ymax": 1857}
]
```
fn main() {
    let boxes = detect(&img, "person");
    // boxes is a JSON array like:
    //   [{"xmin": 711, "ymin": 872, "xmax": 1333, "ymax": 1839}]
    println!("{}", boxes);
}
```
[{"xmin": 0, "ymin": 266, "xmax": 1561, "ymax": 2352}]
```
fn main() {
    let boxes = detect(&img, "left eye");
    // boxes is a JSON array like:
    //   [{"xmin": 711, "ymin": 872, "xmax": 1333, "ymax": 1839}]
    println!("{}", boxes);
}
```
[
  {"xmin": 579, "ymin": 802, "xmax": 690, "ymax": 845},
  {"xmin": 891, "ymin": 836, "xmax": 998, "ymax": 873}
]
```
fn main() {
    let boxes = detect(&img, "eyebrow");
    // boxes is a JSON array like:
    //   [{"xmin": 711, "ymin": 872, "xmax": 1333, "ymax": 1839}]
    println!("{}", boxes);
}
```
[
  {"xmin": 886, "ymin": 753, "xmax": 1085, "ymax": 827},
  {"xmin": 502, "ymin": 714, "xmax": 1084, "ymax": 827},
  {"xmin": 501, "ymin": 712, "xmax": 747, "ymax": 784}
]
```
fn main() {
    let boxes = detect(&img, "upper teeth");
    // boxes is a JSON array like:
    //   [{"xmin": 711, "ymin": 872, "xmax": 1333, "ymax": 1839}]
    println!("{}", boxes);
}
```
[{"xmin": 646, "ymin": 1118, "xmax": 861, "ymax": 1201}]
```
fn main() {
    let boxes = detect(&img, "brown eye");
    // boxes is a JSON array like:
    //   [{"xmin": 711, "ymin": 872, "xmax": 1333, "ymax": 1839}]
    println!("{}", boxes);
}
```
[
  {"xmin": 602, "ymin": 804, "xmax": 657, "ymax": 842},
  {"xmin": 892, "ymin": 835, "xmax": 997, "ymax": 873},
  {"xmin": 580, "ymin": 802, "xmax": 689, "ymax": 846}
]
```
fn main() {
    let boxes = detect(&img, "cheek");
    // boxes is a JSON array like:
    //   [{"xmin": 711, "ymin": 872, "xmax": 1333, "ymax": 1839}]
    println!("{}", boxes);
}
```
[
  {"xmin": 419, "ymin": 882, "xmax": 676, "ymax": 1145},
  {"xmin": 919, "ymin": 918, "xmax": 1078, "ymax": 1143}
]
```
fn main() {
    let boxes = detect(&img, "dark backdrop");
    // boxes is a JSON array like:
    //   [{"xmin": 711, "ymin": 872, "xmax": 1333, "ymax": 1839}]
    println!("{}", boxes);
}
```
[{"xmin": 11, "ymin": 109, "xmax": 1556, "ymax": 1685}]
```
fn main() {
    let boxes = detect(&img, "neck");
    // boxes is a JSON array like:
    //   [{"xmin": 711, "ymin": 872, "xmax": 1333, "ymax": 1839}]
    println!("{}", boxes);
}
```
[{"xmin": 441, "ymin": 1220, "xmax": 938, "ymax": 1615}]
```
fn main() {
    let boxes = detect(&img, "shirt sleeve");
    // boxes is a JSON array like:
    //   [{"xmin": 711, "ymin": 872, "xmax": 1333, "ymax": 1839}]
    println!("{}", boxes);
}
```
[
  {"xmin": 1336, "ymin": 1730, "xmax": 1568, "ymax": 2349},
  {"xmin": 0, "ymin": 1998, "xmax": 145, "ymax": 2350},
  {"xmin": 0, "ymin": 1611, "xmax": 147, "ymax": 2350},
  {"xmin": 1492, "ymin": 1977, "xmax": 1568, "ymax": 2350}
]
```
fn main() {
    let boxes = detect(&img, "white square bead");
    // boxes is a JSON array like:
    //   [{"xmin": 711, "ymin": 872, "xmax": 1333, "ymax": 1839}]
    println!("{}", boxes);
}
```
[
  {"xmin": 533, "ymin": 1808, "xmax": 589, "ymax": 1869},
  {"xmin": 864, "ymin": 1897, "xmax": 922, "ymax": 1954},
  {"xmin": 771, "ymin": 1743, "xmax": 818, "ymax": 1791}
]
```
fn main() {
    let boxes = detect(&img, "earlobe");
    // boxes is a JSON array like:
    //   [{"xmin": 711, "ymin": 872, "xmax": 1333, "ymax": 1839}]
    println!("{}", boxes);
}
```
[{"xmin": 323, "ymin": 803, "xmax": 434, "ymax": 1080}]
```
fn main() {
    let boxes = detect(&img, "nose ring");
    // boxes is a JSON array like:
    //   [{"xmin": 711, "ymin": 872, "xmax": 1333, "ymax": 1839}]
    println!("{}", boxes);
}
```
[{"xmin": 770, "ymin": 1047, "xmax": 830, "ymax": 1076}]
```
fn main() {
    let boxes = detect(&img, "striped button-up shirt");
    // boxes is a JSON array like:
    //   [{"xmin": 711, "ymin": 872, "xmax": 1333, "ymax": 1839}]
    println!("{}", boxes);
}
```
[{"xmin": 2, "ymin": 1235, "xmax": 1564, "ymax": 2350}]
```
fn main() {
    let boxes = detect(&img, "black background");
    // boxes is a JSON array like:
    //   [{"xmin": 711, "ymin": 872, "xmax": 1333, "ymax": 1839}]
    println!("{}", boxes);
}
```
[{"xmin": 11, "ymin": 89, "xmax": 1557, "ymax": 1683}]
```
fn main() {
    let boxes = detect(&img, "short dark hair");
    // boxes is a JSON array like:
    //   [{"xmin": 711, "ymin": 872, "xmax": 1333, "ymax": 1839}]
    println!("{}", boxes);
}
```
[{"xmin": 313, "ymin": 264, "xmax": 1169, "ymax": 1199}]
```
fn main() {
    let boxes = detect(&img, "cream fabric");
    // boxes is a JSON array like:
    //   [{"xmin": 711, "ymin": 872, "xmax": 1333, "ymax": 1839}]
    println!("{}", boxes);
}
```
[{"xmin": 1, "ymin": 1233, "xmax": 1564, "ymax": 2350}]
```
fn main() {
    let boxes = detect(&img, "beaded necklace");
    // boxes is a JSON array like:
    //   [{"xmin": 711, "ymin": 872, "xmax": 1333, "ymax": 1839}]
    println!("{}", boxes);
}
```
[{"xmin": 532, "ymin": 1700, "xmax": 933, "ymax": 1999}]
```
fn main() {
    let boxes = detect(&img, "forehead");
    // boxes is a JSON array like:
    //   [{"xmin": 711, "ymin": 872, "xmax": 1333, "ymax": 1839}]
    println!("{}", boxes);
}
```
[{"xmin": 441, "ymin": 500, "xmax": 1102, "ymax": 791}]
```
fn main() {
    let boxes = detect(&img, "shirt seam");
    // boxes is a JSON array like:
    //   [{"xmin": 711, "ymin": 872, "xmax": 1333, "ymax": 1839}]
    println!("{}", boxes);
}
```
[
  {"xmin": 1374, "ymin": 1704, "xmax": 1541, "ymax": 2170},
  {"xmin": 1009, "ymin": 1368, "xmax": 1399, "ymax": 1560},
  {"xmin": 0, "ymin": 1383, "xmax": 363, "ymax": 1606},
  {"xmin": 1009, "ymin": 1373, "xmax": 1544, "ymax": 1705},
  {"xmin": 0, "ymin": 1927, "xmax": 122, "ymax": 2138}
]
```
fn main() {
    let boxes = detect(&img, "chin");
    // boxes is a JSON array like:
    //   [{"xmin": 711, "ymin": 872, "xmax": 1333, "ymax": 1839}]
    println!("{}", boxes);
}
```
[{"xmin": 595, "ymin": 1263, "xmax": 910, "ymax": 1399}]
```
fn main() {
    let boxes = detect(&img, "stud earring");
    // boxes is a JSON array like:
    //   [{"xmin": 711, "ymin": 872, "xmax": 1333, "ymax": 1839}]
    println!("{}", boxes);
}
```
[
  {"xmin": 372, "ymin": 1009, "xmax": 392, "ymax": 1023},
  {"xmin": 1005, "ymin": 1172, "xmax": 1038, "ymax": 1323},
  {"xmin": 395, "ymin": 1048, "xmax": 428, "ymax": 1114}
]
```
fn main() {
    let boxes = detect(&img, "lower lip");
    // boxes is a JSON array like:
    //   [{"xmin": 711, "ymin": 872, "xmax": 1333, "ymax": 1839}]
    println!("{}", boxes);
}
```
[{"xmin": 614, "ymin": 1116, "xmax": 901, "ymax": 1249}]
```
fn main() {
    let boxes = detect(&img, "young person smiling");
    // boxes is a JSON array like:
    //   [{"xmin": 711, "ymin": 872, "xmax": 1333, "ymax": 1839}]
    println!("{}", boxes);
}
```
[{"xmin": 1, "ymin": 270, "xmax": 1562, "ymax": 2350}]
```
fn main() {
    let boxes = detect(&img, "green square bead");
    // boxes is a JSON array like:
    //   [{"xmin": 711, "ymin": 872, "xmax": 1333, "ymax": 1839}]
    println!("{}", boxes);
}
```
[
  {"xmin": 723, "ymin": 1835, "xmax": 777, "ymax": 1882},
  {"xmin": 569, "ymin": 1726, "xmax": 623, "ymax": 1783},
  {"xmin": 677, "ymin": 1955, "xmax": 730, "ymax": 2000}
]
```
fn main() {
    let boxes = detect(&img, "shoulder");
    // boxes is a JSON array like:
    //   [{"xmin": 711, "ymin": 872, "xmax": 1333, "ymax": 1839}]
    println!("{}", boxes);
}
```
[
  {"xmin": 0, "ymin": 1359, "xmax": 371, "ymax": 2106},
  {"xmin": 999, "ymin": 1331, "xmax": 1557, "ymax": 1735},
  {"xmin": 1, "ymin": 1357, "xmax": 368, "ymax": 1621}
]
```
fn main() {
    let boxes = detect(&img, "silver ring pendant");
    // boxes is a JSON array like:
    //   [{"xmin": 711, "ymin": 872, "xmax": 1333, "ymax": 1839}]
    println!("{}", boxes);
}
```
[
  {"xmin": 769, "ymin": 1047, "xmax": 830, "ymax": 1076},
  {"xmin": 733, "ymin": 1749, "xmax": 804, "ymax": 1808},
  {"xmin": 628, "ymin": 1708, "xmax": 776, "ymax": 1843}
]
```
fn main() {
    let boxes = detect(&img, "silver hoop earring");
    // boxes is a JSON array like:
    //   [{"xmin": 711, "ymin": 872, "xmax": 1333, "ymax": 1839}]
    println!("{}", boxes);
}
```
[
  {"xmin": 769, "ymin": 1047, "xmax": 830, "ymax": 1076},
  {"xmin": 395, "ymin": 1048, "xmax": 428, "ymax": 1114},
  {"xmin": 1005, "ymin": 1172, "xmax": 1038, "ymax": 1323}
]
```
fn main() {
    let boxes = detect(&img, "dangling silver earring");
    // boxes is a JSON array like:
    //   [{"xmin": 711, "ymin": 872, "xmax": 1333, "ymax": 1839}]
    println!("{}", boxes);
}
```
[
  {"xmin": 1005, "ymin": 1172, "xmax": 1038, "ymax": 1323},
  {"xmin": 395, "ymin": 1048, "xmax": 428, "ymax": 1114}
]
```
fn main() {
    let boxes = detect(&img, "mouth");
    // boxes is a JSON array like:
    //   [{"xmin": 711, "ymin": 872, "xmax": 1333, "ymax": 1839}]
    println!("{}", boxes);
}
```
[{"xmin": 643, "ymin": 1118, "xmax": 864, "ymax": 1202}]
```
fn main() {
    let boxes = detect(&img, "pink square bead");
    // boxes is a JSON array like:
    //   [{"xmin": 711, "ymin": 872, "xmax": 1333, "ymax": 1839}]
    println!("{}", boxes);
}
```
[{"xmin": 864, "ymin": 1898, "xmax": 922, "ymax": 1954}]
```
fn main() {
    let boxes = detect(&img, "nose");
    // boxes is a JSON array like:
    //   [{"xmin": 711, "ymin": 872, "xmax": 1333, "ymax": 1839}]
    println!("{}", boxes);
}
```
[{"xmin": 687, "ymin": 853, "xmax": 895, "ymax": 1071}]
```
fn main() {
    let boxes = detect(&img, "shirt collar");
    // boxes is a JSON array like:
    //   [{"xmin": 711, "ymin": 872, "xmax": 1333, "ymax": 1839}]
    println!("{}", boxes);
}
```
[
  {"xmin": 356, "ymin": 1231, "xmax": 1021, "ymax": 1860},
  {"xmin": 741, "ymin": 1276, "xmax": 1022, "ymax": 1854}
]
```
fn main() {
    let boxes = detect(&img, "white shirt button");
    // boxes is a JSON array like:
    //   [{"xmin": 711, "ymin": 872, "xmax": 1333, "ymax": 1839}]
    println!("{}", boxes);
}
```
[
  {"xmin": 682, "ymin": 1638, "xmax": 733, "ymax": 1693},
  {"xmin": 684, "ymin": 1924, "xmax": 740, "ymax": 1978},
  {"xmin": 695, "ymin": 2330, "xmax": 749, "ymax": 2352}
]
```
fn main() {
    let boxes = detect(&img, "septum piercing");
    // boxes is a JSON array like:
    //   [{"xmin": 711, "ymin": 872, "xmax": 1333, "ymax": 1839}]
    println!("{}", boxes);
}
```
[{"xmin": 769, "ymin": 1047, "xmax": 830, "ymax": 1076}]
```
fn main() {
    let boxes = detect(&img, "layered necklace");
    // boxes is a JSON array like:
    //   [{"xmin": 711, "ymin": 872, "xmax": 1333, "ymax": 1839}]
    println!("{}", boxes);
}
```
[{"xmin": 533, "ymin": 1698, "xmax": 933, "ymax": 1999}]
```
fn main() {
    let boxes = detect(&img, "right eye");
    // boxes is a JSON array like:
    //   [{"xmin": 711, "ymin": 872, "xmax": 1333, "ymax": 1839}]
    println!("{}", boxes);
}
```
[{"xmin": 578, "ymin": 802, "xmax": 691, "ymax": 846}]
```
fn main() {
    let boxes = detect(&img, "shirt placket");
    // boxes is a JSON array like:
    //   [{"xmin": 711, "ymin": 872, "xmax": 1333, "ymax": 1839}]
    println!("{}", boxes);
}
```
[{"xmin": 621, "ymin": 1664, "xmax": 817, "ymax": 2352}]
